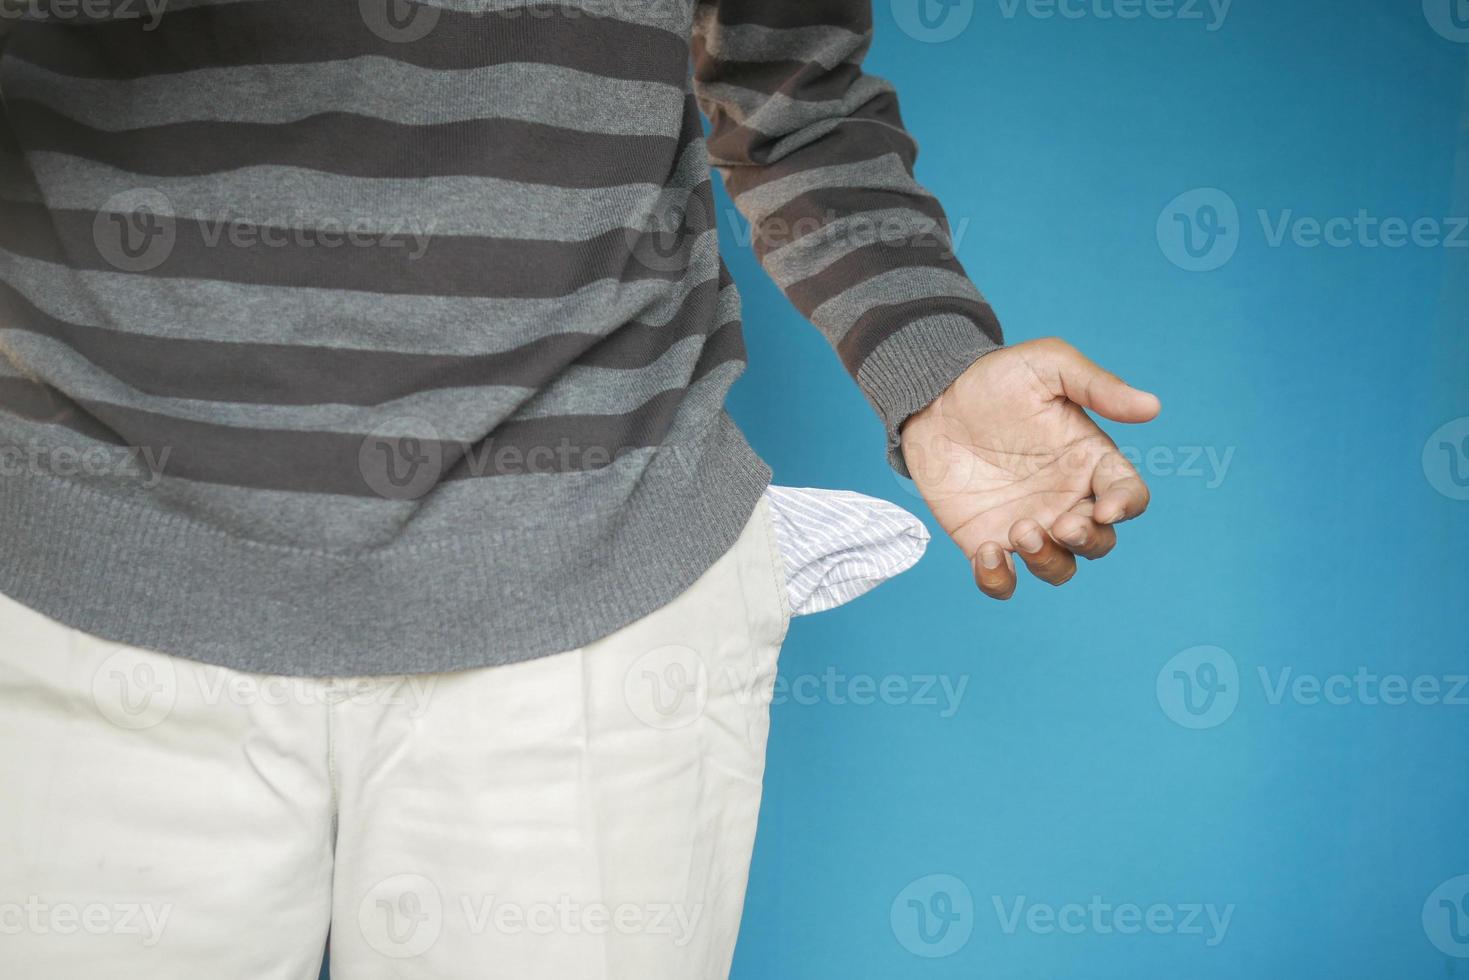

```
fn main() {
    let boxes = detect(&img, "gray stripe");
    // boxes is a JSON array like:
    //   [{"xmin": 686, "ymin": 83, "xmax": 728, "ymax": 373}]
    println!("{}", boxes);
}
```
[
  {"xmin": 517, "ymin": 328, "xmax": 742, "ymax": 419},
  {"xmin": 0, "ymin": 198, "xmax": 717, "ymax": 298},
  {"xmin": 60, "ymin": 0, "xmax": 277, "ymax": 12},
  {"xmin": 5, "ymin": 97, "xmax": 683, "ymax": 187},
  {"xmin": 404, "ymin": 0, "xmax": 694, "ymax": 34},
  {"xmin": 759, "ymin": 206, "xmax": 949, "ymax": 286},
  {"xmin": 728, "ymin": 154, "xmax": 930, "ymax": 225},
  {"xmin": 148, "ymin": 0, "xmax": 691, "ymax": 30},
  {"xmin": 0, "ymin": 247, "xmax": 724, "ymax": 353},
  {"xmin": 15, "ymin": 139, "xmax": 711, "ymax": 240},
  {"xmin": 692, "ymin": 12, "xmax": 863, "ymax": 66},
  {"xmin": 0, "ymin": 55, "xmax": 686, "ymax": 135},
  {"xmin": 0, "ymin": 270, "xmax": 735, "ymax": 405},
  {"xmin": 696, "ymin": 75, "xmax": 895, "ymax": 133},
  {"xmin": 810, "ymin": 267, "xmax": 985, "ymax": 344}
]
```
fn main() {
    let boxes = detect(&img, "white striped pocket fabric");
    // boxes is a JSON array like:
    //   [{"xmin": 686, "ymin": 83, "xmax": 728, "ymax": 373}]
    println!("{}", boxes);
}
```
[{"xmin": 762, "ymin": 485, "xmax": 930, "ymax": 617}]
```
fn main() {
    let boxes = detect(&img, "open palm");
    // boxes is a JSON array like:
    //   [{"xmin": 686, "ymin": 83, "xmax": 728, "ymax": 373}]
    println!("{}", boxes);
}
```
[{"xmin": 901, "ymin": 338, "xmax": 1162, "ymax": 599}]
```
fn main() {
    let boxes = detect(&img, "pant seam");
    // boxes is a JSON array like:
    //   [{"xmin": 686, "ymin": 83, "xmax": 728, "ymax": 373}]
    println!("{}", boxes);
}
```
[
  {"xmin": 758, "ymin": 497, "xmax": 793, "ymax": 636},
  {"xmin": 326, "ymin": 694, "xmax": 340, "ymax": 848}
]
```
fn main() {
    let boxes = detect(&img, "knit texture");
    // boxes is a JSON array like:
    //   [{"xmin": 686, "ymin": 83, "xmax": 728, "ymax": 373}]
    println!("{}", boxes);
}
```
[{"xmin": 0, "ymin": 0, "xmax": 1001, "ymax": 673}]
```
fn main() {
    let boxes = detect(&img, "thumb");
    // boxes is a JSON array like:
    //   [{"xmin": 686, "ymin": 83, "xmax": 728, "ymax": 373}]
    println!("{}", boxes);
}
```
[{"xmin": 1032, "ymin": 339, "xmax": 1162, "ymax": 424}]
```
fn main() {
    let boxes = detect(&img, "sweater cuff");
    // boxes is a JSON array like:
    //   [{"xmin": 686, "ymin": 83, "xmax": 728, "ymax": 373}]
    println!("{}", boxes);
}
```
[{"xmin": 853, "ymin": 310, "xmax": 1004, "ymax": 477}]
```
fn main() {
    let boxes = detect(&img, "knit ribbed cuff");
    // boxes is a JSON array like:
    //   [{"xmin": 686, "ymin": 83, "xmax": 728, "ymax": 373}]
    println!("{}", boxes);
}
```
[{"xmin": 854, "ymin": 310, "xmax": 1004, "ymax": 477}]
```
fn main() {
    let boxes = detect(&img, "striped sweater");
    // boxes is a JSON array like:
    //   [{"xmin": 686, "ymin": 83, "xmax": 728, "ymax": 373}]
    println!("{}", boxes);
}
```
[{"xmin": 0, "ymin": 0, "xmax": 1002, "ymax": 675}]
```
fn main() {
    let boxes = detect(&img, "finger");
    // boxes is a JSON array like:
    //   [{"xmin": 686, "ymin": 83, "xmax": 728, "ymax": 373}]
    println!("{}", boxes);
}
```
[
  {"xmin": 1050, "ymin": 502, "xmax": 1117, "ymax": 560},
  {"xmin": 1026, "ymin": 338, "xmax": 1162, "ymax": 424},
  {"xmin": 1091, "ymin": 450, "xmax": 1152, "ymax": 525},
  {"xmin": 972, "ymin": 542, "xmax": 1016, "ymax": 600},
  {"xmin": 1010, "ymin": 520, "xmax": 1078, "ymax": 587}
]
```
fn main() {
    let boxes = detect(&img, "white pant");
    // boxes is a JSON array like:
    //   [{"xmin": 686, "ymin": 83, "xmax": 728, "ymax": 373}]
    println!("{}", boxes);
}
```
[{"xmin": 0, "ymin": 499, "xmax": 791, "ymax": 979}]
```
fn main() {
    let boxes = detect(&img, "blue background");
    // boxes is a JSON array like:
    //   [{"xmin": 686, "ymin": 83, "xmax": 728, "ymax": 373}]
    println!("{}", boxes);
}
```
[{"xmin": 722, "ymin": 1, "xmax": 1469, "ymax": 978}]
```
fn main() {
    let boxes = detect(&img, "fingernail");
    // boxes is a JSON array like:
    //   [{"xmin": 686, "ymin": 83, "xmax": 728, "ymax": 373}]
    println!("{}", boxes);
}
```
[
  {"xmin": 1059, "ymin": 527, "xmax": 1087, "ymax": 548},
  {"xmin": 979, "ymin": 545, "xmax": 1003, "ymax": 570},
  {"xmin": 1018, "ymin": 528, "xmax": 1045, "ymax": 553}
]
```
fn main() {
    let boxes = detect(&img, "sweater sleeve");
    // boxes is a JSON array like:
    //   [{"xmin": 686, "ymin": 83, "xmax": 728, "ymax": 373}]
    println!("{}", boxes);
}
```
[{"xmin": 691, "ymin": 0, "xmax": 1003, "ymax": 474}]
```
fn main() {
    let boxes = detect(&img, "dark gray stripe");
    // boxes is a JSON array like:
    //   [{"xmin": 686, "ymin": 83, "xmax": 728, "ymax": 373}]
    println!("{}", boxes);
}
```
[
  {"xmin": 4, "ymin": 1, "xmax": 689, "ymax": 84},
  {"xmin": 753, "ymin": 186, "xmax": 950, "ymax": 262},
  {"xmin": 712, "ymin": 92, "xmax": 914, "ymax": 189},
  {"xmin": 698, "ymin": 0, "xmax": 868, "ymax": 33},
  {"xmin": 836, "ymin": 297, "xmax": 1001, "ymax": 376},
  {"xmin": 0, "ymin": 246, "xmax": 726, "ymax": 351},
  {"xmin": 0, "ymin": 320, "xmax": 746, "ymax": 492}
]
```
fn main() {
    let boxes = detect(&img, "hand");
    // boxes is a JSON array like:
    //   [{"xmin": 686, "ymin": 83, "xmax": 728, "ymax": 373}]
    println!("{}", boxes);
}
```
[{"xmin": 900, "ymin": 338, "xmax": 1162, "ymax": 599}]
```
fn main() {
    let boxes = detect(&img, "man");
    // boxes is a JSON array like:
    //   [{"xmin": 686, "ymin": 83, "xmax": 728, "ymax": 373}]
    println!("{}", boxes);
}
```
[{"xmin": 0, "ymin": 1, "xmax": 1159, "ymax": 977}]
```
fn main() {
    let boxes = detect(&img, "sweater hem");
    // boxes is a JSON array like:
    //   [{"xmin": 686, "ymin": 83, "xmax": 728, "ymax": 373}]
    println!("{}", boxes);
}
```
[{"xmin": 0, "ymin": 412, "xmax": 772, "ymax": 676}]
